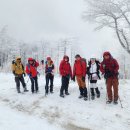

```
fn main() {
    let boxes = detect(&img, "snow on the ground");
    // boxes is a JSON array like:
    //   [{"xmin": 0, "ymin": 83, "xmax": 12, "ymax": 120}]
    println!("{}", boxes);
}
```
[
  {"xmin": 0, "ymin": 105, "xmax": 63, "ymax": 130},
  {"xmin": 0, "ymin": 73, "xmax": 130, "ymax": 130}
]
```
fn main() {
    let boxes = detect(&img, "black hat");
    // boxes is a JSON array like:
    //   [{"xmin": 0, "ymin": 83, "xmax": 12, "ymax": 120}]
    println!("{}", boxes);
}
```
[{"xmin": 75, "ymin": 54, "xmax": 81, "ymax": 58}]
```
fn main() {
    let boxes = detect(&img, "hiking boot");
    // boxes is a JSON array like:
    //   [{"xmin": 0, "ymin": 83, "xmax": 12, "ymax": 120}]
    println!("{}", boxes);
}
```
[
  {"xmin": 91, "ymin": 96, "xmax": 95, "ymax": 100},
  {"xmin": 84, "ymin": 97, "xmax": 88, "ymax": 101},
  {"xmin": 106, "ymin": 100, "xmax": 112, "ymax": 104},
  {"xmin": 97, "ymin": 94, "xmax": 100, "ymax": 98},
  {"xmin": 114, "ymin": 100, "xmax": 118, "ymax": 105},
  {"xmin": 50, "ymin": 91, "xmax": 54, "ymax": 94},
  {"xmin": 36, "ymin": 90, "xmax": 39, "ymax": 93},
  {"xmin": 17, "ymin": 89, "xmax": 21, "ymax": 93},
  {"xmin": 18, "ymin": 91, "xmax": 21, "ymax": 93},
  {"xmin": 60, "ymin": 94, "xmax": 64, "ymax": 98},
  {"xmin": 65, "ymin": 92, "xmax": 70, "ymax": 95},
  {"xmin": 78, "ymin": 95, "xmax": 84, "ymax": 99},
  {"xmin": 24, "ymin": 89, "xmax": 29, "ymax": 92}
]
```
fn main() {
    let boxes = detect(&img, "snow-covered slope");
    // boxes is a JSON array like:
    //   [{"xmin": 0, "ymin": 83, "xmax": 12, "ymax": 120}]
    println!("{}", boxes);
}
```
[{"xmin": 0, "ymin": 73, "xmax": 130, "ymax": 130}]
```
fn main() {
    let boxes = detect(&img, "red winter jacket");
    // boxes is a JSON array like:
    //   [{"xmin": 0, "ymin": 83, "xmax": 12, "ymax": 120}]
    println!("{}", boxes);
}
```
[
  {"xmin": 73, "ymin": 58, "xmax": 87, "ymax": 77},
  {"xmin": 26, "ymin": 61, "xmax": 39, "ymax": 78},
  {"xmin": 59, "ymin": 60, "xmax": 72, "ymax": 78},
  {"xmin": 100, "ymin": 55, "xmax": 119, "ymax": 76}
]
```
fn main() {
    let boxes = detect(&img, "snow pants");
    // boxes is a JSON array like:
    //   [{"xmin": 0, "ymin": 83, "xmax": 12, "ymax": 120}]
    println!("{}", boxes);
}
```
[
  {"xmin": 90, "ymin": 80, "xmax": 100, "ymax": 96},
  {"xmin": 30, "ymin": 76, "xmax": 38, "ymax": 93},
  {"xmin": 60, "ymin": 76, "xmax": 70, "ymax": 95},
  {"xmin": 15, "ymin": 75, "xmax": 26, "ymax": 92},
  {"xmin": 76, "ymin": 76, "xmax": 86, "ymax": 88},
  {"xmin": 45, "ymin": 73, "xmax": 54, "ymax": 93},
  {"xmin": 106, "ymin": 78, "xmax": 119, "ymax": 101},
  {"xmin": 76, "ymin": 76, "xmax": 88, "ymax": 97}
]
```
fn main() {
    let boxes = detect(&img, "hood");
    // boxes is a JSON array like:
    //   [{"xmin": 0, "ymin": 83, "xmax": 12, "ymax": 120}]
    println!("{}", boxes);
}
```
[
  {"xmin": 90, "ymin": 54, "xmax": 96, "ymax": 59},
  {"xmin": 63, "ymin": 55, "xmax": 69, "ymax": 61},
  {"xmin": 103, "ymin": 52, "xmax": 111, "ymax": 58},
  {"xmin": 16, "ymin": 56, "xmax": 21, "ymax": 60},
  {"xmin": 15, "ymin": 56, "xmax": 21, "ymax": 63},
  {"xmin": 28, "ymin": 58, "xmax": 34, "ymax": 61},
  {"xmin": 47, "ymin": 56, "xmax": 51, "ymax": 61}
]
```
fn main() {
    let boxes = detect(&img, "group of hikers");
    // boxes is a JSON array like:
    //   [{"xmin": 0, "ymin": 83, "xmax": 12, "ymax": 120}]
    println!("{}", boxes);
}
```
[{"xmin": 11, "ymin": 51, "xmax": 119, "ymax": 105}]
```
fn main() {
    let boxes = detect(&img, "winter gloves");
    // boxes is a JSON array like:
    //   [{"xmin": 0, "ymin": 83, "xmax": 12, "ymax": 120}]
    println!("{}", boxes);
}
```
[
  {"xmin": 72, "ymin": 76, "xmax": 85, "ymax": 82},
  {"xmin": 13, "ymin": 71, "xmax": 26, "ymax": 78},
  {"xmin": 72, "ymin": 76, "xmax": 75, "ymax": 82},
  {"xmin": 82, "ymin": 77, "xmax": 85, "ymax": 82},
  {"xmin": 23, "ymin": 73, "xmax": 26, "ymax": 77},
  {"xmin": 28, "ymin": 73, "xmax": 32, "ymax": 78}
]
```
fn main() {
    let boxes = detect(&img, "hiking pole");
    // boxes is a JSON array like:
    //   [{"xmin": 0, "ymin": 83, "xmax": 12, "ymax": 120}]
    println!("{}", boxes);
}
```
[
  {"xmin": 26, "ymin": 77, "xmax": 30, "ymax": 84},
  {"xmin": 118, "ymin": 96, "xmax": 123, "ymax": 109},
  {"xmin": 105, "ymin": 79, "xmax": 108, "ymax": 104},
  {"xmin": 45, "ymin": 85, "xmax": 47, "ymax": 97},
  {"xmin": 88, "ymin": 77, "xmax": 91, "ymax": 101}
]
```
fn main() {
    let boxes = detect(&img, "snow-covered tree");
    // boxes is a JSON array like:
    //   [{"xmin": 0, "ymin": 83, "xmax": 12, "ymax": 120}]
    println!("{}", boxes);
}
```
[{"xmin": 83, "ymin": 0, "xmax": 130, "ymax": 55}]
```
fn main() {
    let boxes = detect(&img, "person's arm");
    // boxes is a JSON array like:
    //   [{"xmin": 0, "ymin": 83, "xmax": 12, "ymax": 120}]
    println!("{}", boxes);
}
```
[
  {"xmin": 26, "ymin": 65, "xmax": 30, "ymax": 75},
  {"xmin": 22, "ymin": 64, "xmax": 26, "ymax": 76},
  {"xmin": 73, "ymin": 63, "xmax": 76, "ymax": 77},
  {"xmin": 11, "ymin": 64, "xmax": 16, "ymax": 75},
  {"xmin": 69, "ymin": 64, "xmax": 72, "ymax": 79},
  {"xmin": 35, "ymin": 61, "xmax": 39, "ymax": 67},
  {"xmin": 59, "ymin": 61, "xmax": 64, "ymax": 76},
  {"xmin": 100, "ymin": 62, "xmax": 105, "ymax": 74},
  {"xmin": 82, "ymin": 61, "xmax": 87, "ymax": 77},
  {"xmin": 52, "ymin": 64, "xmax": 55, "ymax": 70},
  {"xmin": 114, "ymin": 59, "xmax": 119, "ymax": 73}
]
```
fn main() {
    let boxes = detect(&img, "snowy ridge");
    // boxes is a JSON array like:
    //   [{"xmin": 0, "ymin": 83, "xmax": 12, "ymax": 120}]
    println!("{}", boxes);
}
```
[{"xmin": 0, "ymin": 73, "xmax": 130, "ymax": 130}]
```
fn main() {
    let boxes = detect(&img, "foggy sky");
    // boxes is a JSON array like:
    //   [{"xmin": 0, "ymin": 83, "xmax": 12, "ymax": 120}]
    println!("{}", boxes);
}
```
[{"xmin": 0, "ymin": 0, "xmax": 120, "ymax": 58}]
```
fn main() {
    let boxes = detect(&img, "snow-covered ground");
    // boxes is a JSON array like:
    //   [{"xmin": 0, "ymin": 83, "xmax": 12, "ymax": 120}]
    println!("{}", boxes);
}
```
[{"xmin": 0, "ymin": 73, "xmax": 130, "ymax": 130}]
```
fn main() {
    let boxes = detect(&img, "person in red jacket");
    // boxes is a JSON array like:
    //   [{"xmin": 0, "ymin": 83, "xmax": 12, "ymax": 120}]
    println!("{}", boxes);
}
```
[
  {"xmin": 26, "ymin": 58, "xmax": 39, "ymax": 93},
  {"xmin": 100, "ymin": 52, "xmax": 119, "ymax": 104},
  {"xmin": 72, "ymin": 54, "xmax": 88, "ymax": 101},
  {"xmin": 59, "ymin": 55, "xmax": 72, "ymax": 98}
]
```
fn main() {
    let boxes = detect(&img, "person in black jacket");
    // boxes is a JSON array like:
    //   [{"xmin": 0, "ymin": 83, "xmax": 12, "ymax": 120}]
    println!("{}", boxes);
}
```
[{"xmin": 87, "ymin": 57, "xmax": 101, "ymax": 100}]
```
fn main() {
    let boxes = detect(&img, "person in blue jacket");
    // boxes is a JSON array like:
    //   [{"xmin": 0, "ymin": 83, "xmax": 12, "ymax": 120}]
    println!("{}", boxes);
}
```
[{"xmin": 45, "ymin": 57, "xmax": 55, "ymax": 94}]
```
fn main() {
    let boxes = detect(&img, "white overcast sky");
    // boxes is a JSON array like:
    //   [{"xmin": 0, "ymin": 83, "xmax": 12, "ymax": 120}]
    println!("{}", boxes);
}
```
[{"xmin": 0, "ymin": 0, "xmax": 120, "ymax": 58}]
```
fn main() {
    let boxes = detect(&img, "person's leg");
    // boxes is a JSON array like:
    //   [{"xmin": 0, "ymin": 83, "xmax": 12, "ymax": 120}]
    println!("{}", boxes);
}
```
[
  {"xmin": 93, "ymin": 80, "xmax": 100, "ymax": 98},
  {"xmin": 65, "ymin": 77, "xmax": 70, "ymax": 95},
  {"xmin": 34, "ymin": 76, "xmax": 38, "ymax": 92},
  {"xmin": 80, "ymin": 77, "xmax": 88, "ymax": 100},
  {"xmin": 76, "ymin": 76, "xmax": 84, "ymax": 98},
  {"xmin": 30, "ymin": 78, "xmax": 34, "ymax": 93},
  {"xmin": 15, "ymin": 77, "xmax": 21, "ymax": 93},
  {"xmin": 95, "ymin": 87, "xmax": 100, "ymax": 98},
  {"xmin": 50, "ymin": 74, "xmax": 54, "ymax": 93},
  {"xmin": 106, "ymin": 78, "xmax": 113, "ymax": 103},
  {"xmin": 84, "ymin": 87, "xmax": 88, "ymax": 100},
  {"xmin": 19, "ymin": 76, "xmax": 28, "ymax": 92},
  {"xmin": 45, "ymin": 74, "xmax": 49, "ymax": 94},
  {"xmin": 90, "ymin": 80, "xmax": 95, "ymax": 99},
  {"xmin": 113, "ymin": 78, "xmax": 119, "ymax": 103},
  {"xmin": 60, "ymin": 76, "xmax": 66, "ymax": 97}
]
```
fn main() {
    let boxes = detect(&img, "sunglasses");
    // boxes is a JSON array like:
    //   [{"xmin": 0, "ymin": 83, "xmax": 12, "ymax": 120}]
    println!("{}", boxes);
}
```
[{"xmin": 17, "ymin": 59, "xmax": 21, "ymax": 60}]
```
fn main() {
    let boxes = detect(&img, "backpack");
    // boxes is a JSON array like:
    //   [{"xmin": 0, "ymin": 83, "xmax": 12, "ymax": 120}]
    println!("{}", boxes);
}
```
[
  {"xmin": 80, "ymin": 58, "xmax": 87, "ymax": 74},
  {"xmin": 12, "ymin": 60, "xmax": 24, "ymax": 72}
]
